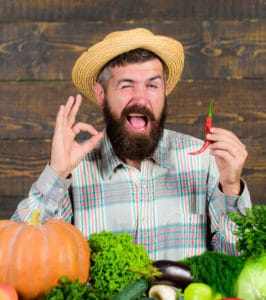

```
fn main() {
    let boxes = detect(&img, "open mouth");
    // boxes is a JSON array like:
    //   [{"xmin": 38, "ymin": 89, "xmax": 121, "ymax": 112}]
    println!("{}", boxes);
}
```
[{"xmin": 126, "ymin": 113, "xmax": 150, "ymax": 133}]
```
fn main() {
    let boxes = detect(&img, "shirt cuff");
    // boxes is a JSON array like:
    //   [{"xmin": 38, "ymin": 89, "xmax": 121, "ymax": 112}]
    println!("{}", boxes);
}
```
[
  {"xmin": 36, "ymin": 163, "xmax": 72, "ymax": 196},
  {"xmin": 218, "ymin": 178, "xmax": 252, "ymax": 214},
  {"xmin": 236, "ymin": 178, "xmax": 252, "ymax": 214}
]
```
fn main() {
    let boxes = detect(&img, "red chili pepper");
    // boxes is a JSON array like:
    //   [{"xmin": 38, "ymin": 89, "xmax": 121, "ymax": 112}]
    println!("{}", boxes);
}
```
[{"xmin": 189, "ymin": 99, "xmax": 214, "ymax": 155}]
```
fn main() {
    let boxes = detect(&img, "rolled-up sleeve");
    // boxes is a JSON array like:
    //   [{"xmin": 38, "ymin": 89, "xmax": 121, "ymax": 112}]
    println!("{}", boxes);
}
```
[
  {"xmin": 210, "ymin": 178, "xmax": 252, "ymax": 255},
  {"xmin": 11, "ymin": 164, "xmax": 73, "ymax": 223}
]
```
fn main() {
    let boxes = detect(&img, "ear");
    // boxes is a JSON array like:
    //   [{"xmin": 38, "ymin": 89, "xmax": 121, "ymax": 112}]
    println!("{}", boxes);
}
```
[{"xmin": 93, "ymin": 82, "xmax": 105, "ymax": 108}]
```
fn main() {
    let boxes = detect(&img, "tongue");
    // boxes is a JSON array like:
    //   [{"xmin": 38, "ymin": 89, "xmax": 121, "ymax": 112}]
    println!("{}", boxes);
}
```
[{"xmin": 129, "ymin": 116, "xmax": 146, "ymax": 129}]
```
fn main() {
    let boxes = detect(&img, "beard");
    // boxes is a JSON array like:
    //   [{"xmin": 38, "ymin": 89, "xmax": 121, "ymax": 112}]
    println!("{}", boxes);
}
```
[{"xmin": 103, "ymin": 98, "xmax": 167, "ymax": 162}]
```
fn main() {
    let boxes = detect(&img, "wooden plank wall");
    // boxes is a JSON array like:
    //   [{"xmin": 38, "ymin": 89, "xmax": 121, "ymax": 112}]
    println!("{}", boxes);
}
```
[{"xmin": 0, "ymin": 0, "xmax": 265, "ymax": 219}]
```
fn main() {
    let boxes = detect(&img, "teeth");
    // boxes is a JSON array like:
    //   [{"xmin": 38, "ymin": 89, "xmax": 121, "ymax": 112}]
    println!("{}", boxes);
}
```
[{"xmin": 128, "ymin": 113, "xmax": 144, "ymax": 117}]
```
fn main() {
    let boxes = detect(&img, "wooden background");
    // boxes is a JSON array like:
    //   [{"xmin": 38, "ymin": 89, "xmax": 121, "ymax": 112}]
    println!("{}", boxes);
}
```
[{"xmin": 0, "ymin": 0, "xmax": 265, "ymax": 219}]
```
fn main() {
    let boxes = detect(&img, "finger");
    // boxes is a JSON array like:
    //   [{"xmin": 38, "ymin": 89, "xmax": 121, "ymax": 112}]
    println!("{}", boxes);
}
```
[
  {"xmin": 79, "ymin": 132, "xmax": 104, "ymax": 153},
  {"xmin": 209, "ymin": 127, "xmax": 242, "ymax": 143},
  {"xmin": 67, "ymin": 94, "xmax": 83, "ymax": 126},
  {"xmin": 210, "ymin": 143, "xmax": 248, "ymax": 167},
  {"xmin": 208, "ymin": 127, "xmax": 245, "ymax": 148},
  {"xmin": 209, "ymin": 140, "xmax": 247, "ymax": 160},
  {"xmin": 62, "ymin": 96, "xmax": 75, "ymax": 127},
  {"xmin": 54, "ymin": 104, "xmax": 65, "ymax": 135},
  {"xmin": 210, "ymin": 148, "xmax": 234, "ymax": 161},
  {"xmin": 210, "ymin": 151, "xmax": 243, "ymax": 175},
  {"xmin": 208, "ymin": 128, "xmax": 237, "ymax": 143},
  {"xmin": 209, "ymin": 138, "xmax": 242, "ymax": 151},
  {"xmin": 72, "ymin": 122, "xmax": 100, "ymax": 136}
]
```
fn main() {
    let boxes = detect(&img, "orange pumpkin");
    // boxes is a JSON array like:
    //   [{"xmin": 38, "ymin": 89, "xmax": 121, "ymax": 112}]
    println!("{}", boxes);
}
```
[{"xmin": 0, "ymin": 210, "xmax": 90, "ymax": 299}]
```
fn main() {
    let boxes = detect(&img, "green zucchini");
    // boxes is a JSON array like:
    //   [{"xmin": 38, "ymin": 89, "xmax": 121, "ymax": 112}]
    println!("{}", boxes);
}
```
[
  {"xmin": 113, "ymin": 278, "xmax": 149, "ymax": 300},
  {"xmin": 139, "ymin": 296, "xmax": 159, "ymax": 300}
]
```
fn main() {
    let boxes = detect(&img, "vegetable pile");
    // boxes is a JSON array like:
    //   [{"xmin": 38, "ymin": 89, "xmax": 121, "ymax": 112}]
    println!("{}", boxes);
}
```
[{"xmin": 41, "ymin": 205, "xmax": 266, "ymax": 299}]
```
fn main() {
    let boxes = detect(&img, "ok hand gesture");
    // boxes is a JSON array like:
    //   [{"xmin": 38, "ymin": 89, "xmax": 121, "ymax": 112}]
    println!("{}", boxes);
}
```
[{"xmin": 50, "ymin": 94, "xmax": 103, "ymax": 178}]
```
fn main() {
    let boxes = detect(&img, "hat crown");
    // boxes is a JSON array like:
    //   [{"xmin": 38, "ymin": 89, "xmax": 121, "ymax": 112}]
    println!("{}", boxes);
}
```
[
  {"xmin": 72, "ymin": 28, "xmax": 184, "ymax": 103},
  {"xmin": 104, "ymin": 28, "xmax": 153, "ymax": 41}
]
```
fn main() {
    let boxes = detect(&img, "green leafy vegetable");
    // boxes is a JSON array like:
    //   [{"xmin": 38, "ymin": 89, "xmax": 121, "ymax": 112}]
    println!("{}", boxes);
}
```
[
  {"xmin": 229, "ymin": 205, "xmax": 266, "ymax": 259},
  {"xmin": 235, "ymin": 254, "xmax": 266, "ymax": 300},
  {"xmin": 43, "ymin": 276, "xmax": 107, "ymax": 300},
  {"xmin": 181, "ymin": 250, "xmax": 245, "ymax": 297},
  {"xmin": 89, "ymin": 231, "xmax": 151, "ymax": 297}
]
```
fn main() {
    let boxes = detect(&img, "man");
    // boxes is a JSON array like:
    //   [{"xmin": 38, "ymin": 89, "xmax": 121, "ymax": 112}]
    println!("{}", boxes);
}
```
[{"xmin": 12, "ymin": 28, "xmax": 251, "ymax": 260}]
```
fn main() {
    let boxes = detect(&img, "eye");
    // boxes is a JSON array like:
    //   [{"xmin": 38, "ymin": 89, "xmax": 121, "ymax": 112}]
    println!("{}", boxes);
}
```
[
  {"xmin": 147, "ymin": 82, "xmax": 159, "ymax": 89},
  {"xmin": 121, "ymin": 84, "xmax": 132, "ymax": 89}
]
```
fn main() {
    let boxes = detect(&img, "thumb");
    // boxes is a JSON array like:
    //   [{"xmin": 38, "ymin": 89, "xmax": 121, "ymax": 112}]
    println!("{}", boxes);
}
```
[{"xmin": 79, "ymin": 131, "xmax": 103, "ymax": 154}]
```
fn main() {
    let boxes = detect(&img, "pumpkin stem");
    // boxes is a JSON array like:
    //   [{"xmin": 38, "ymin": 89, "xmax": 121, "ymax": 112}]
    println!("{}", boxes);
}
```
[{"xmin": 29, "ymin": 209, "xmax": 41, "ymax": 225}]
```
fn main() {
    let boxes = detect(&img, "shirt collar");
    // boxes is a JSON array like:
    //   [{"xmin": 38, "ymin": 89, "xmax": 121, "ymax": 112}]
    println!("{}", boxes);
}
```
[
  {"xmin": 101, "ymin": 130, "xmax": 171, "ymax": 178},
  {"xmin": 101, "ymin": 131, "xmax": 123, "ymax": 178},
  {"xmin": 152, "ymin": 133, "xmax": 171, "ymax": 169}
]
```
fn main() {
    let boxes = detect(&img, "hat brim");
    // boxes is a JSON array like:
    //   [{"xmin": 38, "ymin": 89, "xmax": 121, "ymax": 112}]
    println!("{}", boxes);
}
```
[{"xmin": 72, "ymin": 28, "xmax": 184, "ymax": 103}]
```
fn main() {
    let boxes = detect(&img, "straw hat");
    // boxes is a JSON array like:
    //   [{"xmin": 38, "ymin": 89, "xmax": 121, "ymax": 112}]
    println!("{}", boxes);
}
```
[{"xmin": 72, "ymin": 28, "xmax": 184, "ymax": 103}]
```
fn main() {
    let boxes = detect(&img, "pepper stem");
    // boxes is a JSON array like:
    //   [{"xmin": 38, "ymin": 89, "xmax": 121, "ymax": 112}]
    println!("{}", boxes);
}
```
[
  {"xmin": 207, "ymin": 99, "xmax": 214, "ymax": 117},
  {"xmin": 28, "ymin": 209, "xmax": 41, "ymax": 225}
]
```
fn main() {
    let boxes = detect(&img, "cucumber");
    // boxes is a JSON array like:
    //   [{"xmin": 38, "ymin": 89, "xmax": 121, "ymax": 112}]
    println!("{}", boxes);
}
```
[{"xmin": 113, "ymin": 278, "xmax": 149, "ymax": 300}]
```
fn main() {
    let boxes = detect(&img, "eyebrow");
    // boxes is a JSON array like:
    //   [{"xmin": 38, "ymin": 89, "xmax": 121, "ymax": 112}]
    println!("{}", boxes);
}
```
[{"xmin": 117, "ymin": 75, "xmax": 164, "ymax": 86}]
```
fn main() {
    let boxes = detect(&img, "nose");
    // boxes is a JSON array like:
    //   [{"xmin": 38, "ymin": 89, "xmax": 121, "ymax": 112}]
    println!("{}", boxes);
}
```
[{"xmin": 131, "ymin": 85, "xmax": 148, "ymax": 104}]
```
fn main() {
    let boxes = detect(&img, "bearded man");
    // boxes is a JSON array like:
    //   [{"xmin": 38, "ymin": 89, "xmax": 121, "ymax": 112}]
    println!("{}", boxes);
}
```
[{"xmin": 12, "ymin": 28, "xmax": 251, "ymax": 260}]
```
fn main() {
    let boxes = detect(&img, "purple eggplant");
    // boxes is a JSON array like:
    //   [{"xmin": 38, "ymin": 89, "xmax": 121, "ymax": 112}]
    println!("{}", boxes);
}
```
[{"xmin": 152, "ymin": 260, "xmax": 194, "ymax": 290}]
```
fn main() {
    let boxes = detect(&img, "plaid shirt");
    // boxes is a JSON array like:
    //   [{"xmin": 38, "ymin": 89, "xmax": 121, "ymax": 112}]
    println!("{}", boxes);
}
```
[{"xmin": 12, "ymin": 129, "xmax": 251, "ymax": 260}]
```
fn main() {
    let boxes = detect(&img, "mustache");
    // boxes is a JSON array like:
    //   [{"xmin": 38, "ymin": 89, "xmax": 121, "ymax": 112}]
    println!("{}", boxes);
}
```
[{"xmin": 121, "ymin": 104, "xmax": 155, "ymax": 121}]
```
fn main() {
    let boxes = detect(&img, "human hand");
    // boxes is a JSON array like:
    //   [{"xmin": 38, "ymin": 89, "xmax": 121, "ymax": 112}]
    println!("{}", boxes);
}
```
[
  {"xmin": 50, "ymin": 94, "xmax": 103, "ymax": 178},
  {"xmin": 207, "ymin": 127, "xmax": 248, "ymax": 195}
]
